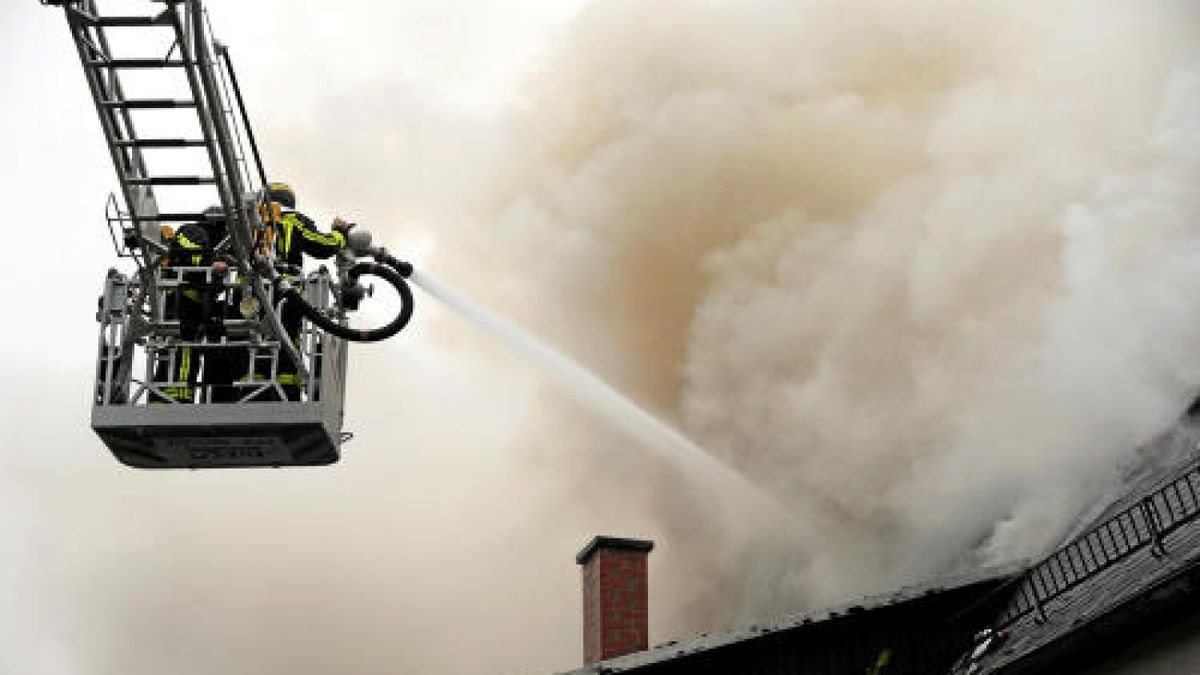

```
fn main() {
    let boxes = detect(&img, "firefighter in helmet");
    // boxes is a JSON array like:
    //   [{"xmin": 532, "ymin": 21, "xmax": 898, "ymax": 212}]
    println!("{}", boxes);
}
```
[
  {"xmin": 151, "ymin": 206, "xmax": 230, "ymax": 403},
  {"xmin": 256, "ymin": 181, "xmax": 350, "ymax": 400}
]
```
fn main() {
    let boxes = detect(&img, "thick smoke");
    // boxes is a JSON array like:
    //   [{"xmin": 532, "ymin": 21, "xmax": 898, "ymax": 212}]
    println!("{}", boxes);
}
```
[
  {"xmin": 264, "ymin": 0, "xmax": 1200, "ymax": 641},
  {"xmin": 423, "ymin": 0, "xmax": 1200, "ymax": 620}
]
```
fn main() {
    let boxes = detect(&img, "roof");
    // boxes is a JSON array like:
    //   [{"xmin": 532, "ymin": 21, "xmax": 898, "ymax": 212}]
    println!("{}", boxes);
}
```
[
  {"xmin": 557, "ymin": 418, "xmax": 1200, "ymax": 675},
  {"xmin": 968, "ymin": 416, "xmax": 1200, "ymax": 673},
  {"xmin": 561, "ymin": 563, "xmax": 1022, "ymax": 674}
]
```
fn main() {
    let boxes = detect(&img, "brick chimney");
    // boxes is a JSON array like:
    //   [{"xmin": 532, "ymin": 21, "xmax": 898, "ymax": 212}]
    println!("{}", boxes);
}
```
[{"xmin": 576, "ymin": 535, "xmax": 654, "ymax": 665}]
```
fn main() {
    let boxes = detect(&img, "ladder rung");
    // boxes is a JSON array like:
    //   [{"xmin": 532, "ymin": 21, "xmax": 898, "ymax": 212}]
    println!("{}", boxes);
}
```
[
  {"xmin": 114, "ymin": 139, "xmax": 207, "ymax": 148},
  {"xmin": 127, "ymin": 177, "xmax": 215, "ymax": 186},
  {"xmin": 82, "ymin": 15, "xmax": 170, "ymax": 28},
  {"xmin": 130, "ymin": 213, "xmax": 219, "ymax": 222},
  {"xmin": 86, "ymin": 59, "xmax": 188, "ymax": 69},
  {"xmin": 101, "ymin": 99, "xmax": 195, "ymax": 109}
]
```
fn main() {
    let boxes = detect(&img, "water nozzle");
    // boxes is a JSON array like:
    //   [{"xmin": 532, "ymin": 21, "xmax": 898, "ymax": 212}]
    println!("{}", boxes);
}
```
[{"xmin": 375, "ymin": 250, "xmax": 414, "ymax": 278}]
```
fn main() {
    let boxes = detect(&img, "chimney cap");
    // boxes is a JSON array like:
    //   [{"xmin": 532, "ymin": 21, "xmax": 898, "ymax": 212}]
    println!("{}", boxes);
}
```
[{"xmin": 576, "ymin": 535, "xmax": 654, "ymax": 565}]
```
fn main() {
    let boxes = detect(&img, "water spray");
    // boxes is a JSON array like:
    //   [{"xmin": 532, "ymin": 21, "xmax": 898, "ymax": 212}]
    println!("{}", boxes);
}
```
[{"xmin": 409, "ymin": 270, "xmax": 804, "ymax": 533}]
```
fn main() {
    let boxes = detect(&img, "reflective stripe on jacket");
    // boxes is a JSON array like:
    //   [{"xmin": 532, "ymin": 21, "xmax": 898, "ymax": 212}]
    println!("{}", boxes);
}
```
[
  {"xmin": 169, "ymin": 223, "xmax": 214, "ymax": 300},
  {"xmin": 274, "ymin": 211, "xmax": 346, "ymax": 267}
]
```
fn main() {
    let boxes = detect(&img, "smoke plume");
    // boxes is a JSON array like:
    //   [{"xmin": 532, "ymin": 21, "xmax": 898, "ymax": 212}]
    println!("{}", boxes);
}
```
[
  {"xmin": 263, "ymin": 0, "xmax": 1200, "ymax": 642},
  {"xmin": 415, "ymin": 0, "xmax": 1200, "ymax": 622}
]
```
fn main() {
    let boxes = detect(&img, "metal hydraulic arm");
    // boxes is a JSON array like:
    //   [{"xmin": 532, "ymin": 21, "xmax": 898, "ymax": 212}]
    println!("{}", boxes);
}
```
[{"xmin": 45, "ymin": 0, "xmax": 417, "ymax": 469}]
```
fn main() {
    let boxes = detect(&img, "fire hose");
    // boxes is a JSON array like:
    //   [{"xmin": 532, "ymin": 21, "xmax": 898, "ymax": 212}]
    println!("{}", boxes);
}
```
[{"xmin": 279, "ymin": 250, "xmax": 415, "ymax": 343}]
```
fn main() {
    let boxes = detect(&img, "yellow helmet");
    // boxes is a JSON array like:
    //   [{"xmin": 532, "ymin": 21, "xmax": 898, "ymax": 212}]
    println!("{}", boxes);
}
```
[{"xmin": 267, "ymin": 182, "xmax": 296, "ymax": 209}]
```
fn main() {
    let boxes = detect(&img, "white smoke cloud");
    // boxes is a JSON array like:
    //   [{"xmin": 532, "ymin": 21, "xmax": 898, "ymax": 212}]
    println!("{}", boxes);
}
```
[
  {"xmin": 427, "ymin": 0, "xmax": 1200, "ymax": 618},
  {"xmin": 203, "ymin": 0, "xmax": 1200, "ymax": 638}
]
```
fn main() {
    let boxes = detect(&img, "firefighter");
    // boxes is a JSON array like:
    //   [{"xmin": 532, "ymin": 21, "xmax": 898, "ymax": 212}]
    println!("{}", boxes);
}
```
[
  {"xmin": 255, "ymin": 181, "xmax": 349, "ymax": 400},
  {"xmin": 151, "ymin": 207, "xmax": 230, "ymax": 403}
]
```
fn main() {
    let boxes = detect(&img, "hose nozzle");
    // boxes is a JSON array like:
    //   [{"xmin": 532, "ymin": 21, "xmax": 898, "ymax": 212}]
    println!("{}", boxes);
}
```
[{"xmin": 375, "ymin": 251, "xmax": 414, "ymax": 278}]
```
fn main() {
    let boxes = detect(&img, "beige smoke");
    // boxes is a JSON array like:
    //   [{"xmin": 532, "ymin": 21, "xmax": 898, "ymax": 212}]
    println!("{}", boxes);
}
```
[{"xmin": 419, "ymin": 0, "xmax": 1200, "ymax": 621}]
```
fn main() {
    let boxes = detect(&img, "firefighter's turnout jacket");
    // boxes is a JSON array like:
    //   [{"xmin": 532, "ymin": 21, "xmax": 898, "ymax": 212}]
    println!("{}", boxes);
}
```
[
  {"xmin": 274, "ymin": 210, "xmax": 345, "ymax": 267},
  {"xmin": 171, "ymin": 222, "xmax": 215, "ymax": 300},
  {"xmin": 153, "ymin": 221, "xmax": 226, "ymax": 403},
  {"xmin": 264, "ymin": 210, "xmax": 346, "ymax": 400}
]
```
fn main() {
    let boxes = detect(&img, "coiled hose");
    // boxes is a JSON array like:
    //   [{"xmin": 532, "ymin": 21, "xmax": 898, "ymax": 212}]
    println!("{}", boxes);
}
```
[{"xmin": 283, "ymin": 258, "xmax": 414, "ymax": 343}]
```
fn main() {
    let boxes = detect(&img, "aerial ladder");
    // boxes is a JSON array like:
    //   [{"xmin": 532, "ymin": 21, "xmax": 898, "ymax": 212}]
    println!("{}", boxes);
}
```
[{"xmin": 42, "ymin": 0, "xmax": 417, "ymax": 469}]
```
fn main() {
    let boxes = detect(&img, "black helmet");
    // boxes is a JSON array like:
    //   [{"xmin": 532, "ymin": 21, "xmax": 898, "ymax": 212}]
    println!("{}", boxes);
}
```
[
  {"xmin": 267, "ymin": 182, "xmax": 296, "ymax": 209},
  {"xmin": 201, "ymin": 205, "xmax": 228, "ymax": 242}
]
